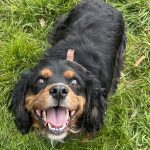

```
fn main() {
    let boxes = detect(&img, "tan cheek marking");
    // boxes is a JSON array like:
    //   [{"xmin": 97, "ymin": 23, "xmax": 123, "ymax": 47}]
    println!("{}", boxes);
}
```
[
  {"xmin": 67, "ymin": 87, "xmax": 86, "ymax": 111},
  {"xmin": 40, "ymin": 68, "xmax": 53, "ymax": 78},
  {"xmin": 69, "ymin": 96, "xmax": 86, "ymax": 129},
  {"xmin": 25, "ymin": 94, "xmax": 39, "ymax": 111},
  {"xmin": 66, "ymin": 87, "xmax": 86, "ymax": 128},
  {"xmin": 25, "ymin": 85, "xmax": 53, "ymax": 111},
  {"xmin": 63, "ymin": 70, "xmax": 75, "ymax": 79},
  {"xmin": 73, "ymin": 95, "xmax": 85, "ymax": 119}
]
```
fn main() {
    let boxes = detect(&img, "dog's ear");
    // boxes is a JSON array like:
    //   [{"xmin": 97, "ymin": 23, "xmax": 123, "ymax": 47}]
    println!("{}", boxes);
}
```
[
  {"xmin": 84, "ymin": 76, "xmax": 107, "ymax": 134},
  {"xmin": 9, "ymin": 71, "xmax": 33, "ymax": 134}
]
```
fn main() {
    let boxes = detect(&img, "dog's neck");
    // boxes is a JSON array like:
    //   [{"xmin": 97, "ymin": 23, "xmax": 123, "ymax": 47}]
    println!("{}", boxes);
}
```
[{"xmin": 66, "ymin": 49, "xmax": 89, "ymax": 72}]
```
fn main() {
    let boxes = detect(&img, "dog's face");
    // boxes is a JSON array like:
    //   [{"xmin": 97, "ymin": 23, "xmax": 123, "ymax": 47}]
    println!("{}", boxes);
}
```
[
  {"xmin": 25, "ymin": 60, "xmax": 87, "ymax": 140},
  {"xmin": 9, "ymin": 60, "xmax": 106, "ymax": 141}
]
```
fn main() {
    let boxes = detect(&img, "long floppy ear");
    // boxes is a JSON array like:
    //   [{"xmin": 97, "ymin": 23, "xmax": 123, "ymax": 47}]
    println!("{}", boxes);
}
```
[
  {"xmin": 84, "ymin": 76, "xmax": 107, "ymax": 134},
  {"xmin": 9, "ymin": 71, "xmax": 33, "ymax": 134}
]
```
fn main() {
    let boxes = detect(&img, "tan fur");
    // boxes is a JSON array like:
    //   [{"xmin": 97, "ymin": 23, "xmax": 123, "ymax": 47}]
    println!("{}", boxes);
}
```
[
  {"xmin": 32, "ymin": 119, "xmax": 41, "ymax": 129},
  {"xmin": 65, "ymin": 87, "xmax": 86, "ymax": 129},
  {"xmin": 25, "ymin": 85, "xmax": 53, "ymax": 111},
  {"xmin": 40, "ymin": 68, "xmax": 53, "ymax": 78},
  {"xmin": 63, "ymin": 70, "xmax": 75, "ymax": 79}
]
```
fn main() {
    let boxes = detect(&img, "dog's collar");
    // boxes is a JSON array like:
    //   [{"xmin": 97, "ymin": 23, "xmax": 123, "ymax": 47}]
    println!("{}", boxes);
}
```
[
  {"xmin": 66, "ymin": 49, "xmax": 75, "ymax": 62},
  {"xmin": 66, "ymin": 49, "xmax": 88, "ymax": 72},
  {"xmin": 66, "ymin": 49, "xmax": 96, "ymax": 80}
]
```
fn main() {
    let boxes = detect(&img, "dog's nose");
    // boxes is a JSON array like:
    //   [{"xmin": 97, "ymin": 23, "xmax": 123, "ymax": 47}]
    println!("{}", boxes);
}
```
[{"xmin": 50, "ymin": 85, "xmax": 69, "ymax": 99}]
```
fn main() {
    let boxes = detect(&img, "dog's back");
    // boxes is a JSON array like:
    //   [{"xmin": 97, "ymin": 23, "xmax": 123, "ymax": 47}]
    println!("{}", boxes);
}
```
[{"xmin": 47, "ymin": 0, "xmax": 126, "ymax": 94}]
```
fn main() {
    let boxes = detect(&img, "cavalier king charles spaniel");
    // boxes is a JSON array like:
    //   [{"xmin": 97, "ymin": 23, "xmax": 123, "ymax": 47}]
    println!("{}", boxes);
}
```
[{"xmin": 9, "ymin": 0, "xmax": 126, "ymax": 143}]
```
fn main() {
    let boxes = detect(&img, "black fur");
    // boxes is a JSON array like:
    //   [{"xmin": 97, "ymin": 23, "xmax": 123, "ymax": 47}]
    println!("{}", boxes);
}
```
[
  {"xmin": 9, "ymin": 0, "xmax": 126, "ymax": 137},
  {"xmin": 9, "ymin": 71, "xmax": 33, "ymax": 134}
]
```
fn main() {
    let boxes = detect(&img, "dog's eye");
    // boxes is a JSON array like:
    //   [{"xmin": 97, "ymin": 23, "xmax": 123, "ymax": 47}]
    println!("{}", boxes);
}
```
[
  {"xmin": 36, "ymin": 78, "xmax": 45, "ymax": 85},
  {"xmin": 70, "ymin": 79, "xmax": 79, "ymax": 87}
]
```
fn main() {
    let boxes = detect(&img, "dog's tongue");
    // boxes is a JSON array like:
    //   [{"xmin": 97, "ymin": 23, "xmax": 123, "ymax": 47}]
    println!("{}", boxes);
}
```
[{"xmin": 46, "ymin": 107, "xmax": 68, "ymax": 127}]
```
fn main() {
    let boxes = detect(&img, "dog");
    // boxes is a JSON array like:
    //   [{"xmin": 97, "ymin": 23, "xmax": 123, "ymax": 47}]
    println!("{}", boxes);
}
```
[{"xmin": 9, "ymin": 0, "xmax": 126, "ymax": 142}]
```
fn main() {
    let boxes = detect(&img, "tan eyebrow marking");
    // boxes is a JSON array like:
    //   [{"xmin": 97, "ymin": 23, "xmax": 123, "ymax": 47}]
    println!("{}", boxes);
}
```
[
  {"xmin": 40, "ymin": 68, "xmax": 53, "ymax": 78},
  {"xmin": 63, "ymin": 70, "xmax": 75, "ymax": 79}
]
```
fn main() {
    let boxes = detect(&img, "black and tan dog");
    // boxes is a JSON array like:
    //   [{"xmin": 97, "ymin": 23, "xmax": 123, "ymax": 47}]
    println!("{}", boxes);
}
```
[{"xmin": 9, "ymin": 0, "xmax": 126, "ymax": 142}]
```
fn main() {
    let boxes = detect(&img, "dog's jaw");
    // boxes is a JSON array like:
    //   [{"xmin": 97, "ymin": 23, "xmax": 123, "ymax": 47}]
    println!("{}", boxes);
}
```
[{"xmin": 47, "ymin": 132, "xmax": 68, "ymax": 143}]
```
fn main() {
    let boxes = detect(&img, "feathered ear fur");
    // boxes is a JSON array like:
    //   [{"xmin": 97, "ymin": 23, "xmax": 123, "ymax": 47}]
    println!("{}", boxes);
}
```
[
  {"xmin": 84, "ymin": 76, "xmax": 107, "ymax": 134},
  {"xmin": 9, "ymin": 71, "xmax": 32, "ymax": 134}
]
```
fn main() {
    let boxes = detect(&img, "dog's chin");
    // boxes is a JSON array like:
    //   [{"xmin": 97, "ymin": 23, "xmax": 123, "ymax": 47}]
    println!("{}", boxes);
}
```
[
  {"xmin": 47, "ymin": 132, "xmax": 68, "ymax": 142},
  {"xmin": 34, "ymin": 106, "xmax": 79, "ymax": 141}
]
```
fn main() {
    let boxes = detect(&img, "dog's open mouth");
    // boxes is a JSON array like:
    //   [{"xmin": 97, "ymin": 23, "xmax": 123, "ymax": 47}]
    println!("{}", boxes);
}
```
[{"xmin": 35, "ymin": 107, "xmax": 75, "ymax": 135}]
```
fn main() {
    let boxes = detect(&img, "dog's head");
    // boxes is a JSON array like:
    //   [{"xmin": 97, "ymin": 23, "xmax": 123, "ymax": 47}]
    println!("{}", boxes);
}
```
[{"xmin": 9, "ymin": 59, "xmax": 106, "ymax": 141}]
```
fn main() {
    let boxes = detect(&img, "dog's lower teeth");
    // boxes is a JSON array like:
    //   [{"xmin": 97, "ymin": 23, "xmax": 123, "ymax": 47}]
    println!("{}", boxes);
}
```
[
  {"xmin": 71, "ymin": 110, "xmax": 75, "ymax": 116},
  {"xmin": 47, "ymin": 123, "xmax": 66, "ymax": 132},
  {"xmin": 48, "ymin": 123, "xmax": 51, "ymax": 130}
]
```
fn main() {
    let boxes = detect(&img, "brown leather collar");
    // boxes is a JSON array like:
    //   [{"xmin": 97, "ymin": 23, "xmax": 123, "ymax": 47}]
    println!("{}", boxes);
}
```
[
  {"xmin": 66, "ymin": 49, "xmax": 89, "ymax": 73},
  {"xmin": 66, "ymin": 49, "xmax": 75, "ymax": 62}
]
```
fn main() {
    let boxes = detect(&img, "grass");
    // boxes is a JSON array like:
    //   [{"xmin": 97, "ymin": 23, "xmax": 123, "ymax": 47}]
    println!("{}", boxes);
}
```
[{"xmin": 0, "ymin": 0, "xmax": 149, "ymax": 149}]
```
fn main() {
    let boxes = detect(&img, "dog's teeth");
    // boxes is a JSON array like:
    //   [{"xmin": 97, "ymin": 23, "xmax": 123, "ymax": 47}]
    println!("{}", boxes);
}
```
[
  {"xmin": 59, "ymin": 124, "xmax": 66, "ymax": 131},
  {"xmin": 71, "ymin": 110, "xmax": 75, "ymax": 116},
  {"xmin": 66, "ymin": 109, "xmax": 69, "ymax": 115},
  {"xmin": 42, "ymin": 111, "xmax": 46, "ymax": 121},
  {"xmin": 47, "ymin": 123, "xmax": 67, "ymax": 132},
  {"xmin": 36, "ymin": 110, "xmax": 41, "ymax": 117},
  {"xmin": 48, "ymin": 123, "xmax": 51, "ymax": 130}
]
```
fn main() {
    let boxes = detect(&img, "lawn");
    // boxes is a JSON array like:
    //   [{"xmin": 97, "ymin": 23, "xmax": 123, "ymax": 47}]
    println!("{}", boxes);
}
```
[{"xmin": 0, "ymin": 0, "xmax": 149, "ymax": 150}]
